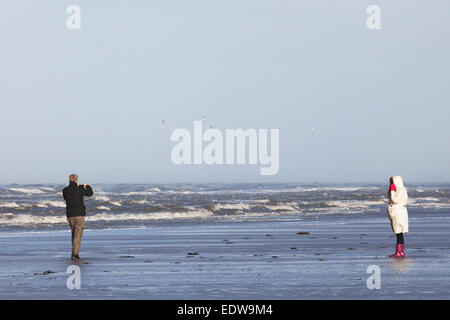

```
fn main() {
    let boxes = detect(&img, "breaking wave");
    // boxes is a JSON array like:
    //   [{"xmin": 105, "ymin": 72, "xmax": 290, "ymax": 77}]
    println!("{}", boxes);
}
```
[
  {"xmin": 8, "ymin": 188, "xmax": 46, "ymax": 194},
  {"xmin": 0, "ymin": 209, "xmax": 214, "ymax": 226},
  {"xmin": 212, "ymin": 203, "xmax": 252, "ymax": 211},
  {"xmin": 0, "ymin": 202, "xmax": 21, "ymax": 208}
]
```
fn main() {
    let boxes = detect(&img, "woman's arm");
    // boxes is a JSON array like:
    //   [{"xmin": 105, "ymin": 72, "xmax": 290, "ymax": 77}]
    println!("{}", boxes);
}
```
[
  {"xmin": 390, "ymin": 190, "xmax": 400, "ymax": 204},
  {"xmin": 390, "ymin": 189, "xmax": 407, "ymax": 205}
]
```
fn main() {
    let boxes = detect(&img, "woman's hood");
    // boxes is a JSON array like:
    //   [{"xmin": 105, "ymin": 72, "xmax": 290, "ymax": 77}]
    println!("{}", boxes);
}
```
[{"xmin": 393, "ymin": 176, "xmax": 405, "ymax": 189}]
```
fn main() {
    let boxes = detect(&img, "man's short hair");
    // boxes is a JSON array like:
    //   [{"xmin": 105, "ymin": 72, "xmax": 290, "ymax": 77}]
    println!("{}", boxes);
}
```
[{"xmin": 69, "ymin": 174, "xmax": 78, "ymax": 182}]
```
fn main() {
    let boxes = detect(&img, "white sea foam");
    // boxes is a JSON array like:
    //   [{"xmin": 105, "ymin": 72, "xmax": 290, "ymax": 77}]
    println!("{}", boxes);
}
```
[
  {"xmin": 264, "ymin": 202, "xmax": 299, "ymax": 211},
  {"xmin": 294, "ymin": 187, "xmax": 375, "ymax": 192},
  {"xmin": 92, "ymin": 195, "xmax": 111, "ymax": 202},
  {"xmin": 408, "ymin": 197, "xmax": 450, "ymax": 208},
  {"xmin": 0, "ymin": 213, "xmax": 67, "ymax": 225},
  {"xmin": 122, "ymin": 187, "xmax": 161, "ymax": 196},
  {"xmin": 0, "ymin": 210, "xmax": 214, "ymax": 226},
  {"xmin": 0, "ymin": 202, "xmax": 21, "ymax": 208},
  {"xmin": 251, "ymin": 199, "xmax": 271, "ymax": 203},
  {"xmin": 96, "ymin": 206, "xmax": 111, "ymax": 211},
  {"xmin": 123, "ymin": 191, "xmax": 154, "ymax": 196},
  {"xmin": 87, "ymin": 210, "xmax": 213, "ymax": 222},
  {"xmin": 303, "ymin": 200, "xmax": 383, "ymax": 214},
  {"xmin": 130, "ymin": 200, "xmax": 150, "ymax": 205},
  {"xmin": 33, "ymin": 201, "xmax": 66, "ymax": 208},
  {"xmin": 168, "ymin": 190, "xmax": 192, "ymax": 195},
  {"xmin": 39, "ymin": 187, "xmax": 56, "ymax": 192},
  {"xmin": 410, "ymin": 203, "xmax": 450, "ymax": 209},
  {"xmin": 327, "ymin": 201, "xmax": 369, "ymax": 210},
  {"xmin": 9, "ymin": 188, "xmax": 44, "ymax": 194},
  {"xmin": 327, "ymin": 200, "xmax": 385, "ymax": 208},
  {"xmin": 413, "ymin": 197, "xmax": 440, "ymax": 202},
  {"xmin": 213, "ymin": 203, "xmax": 252, "ymax": 211}
]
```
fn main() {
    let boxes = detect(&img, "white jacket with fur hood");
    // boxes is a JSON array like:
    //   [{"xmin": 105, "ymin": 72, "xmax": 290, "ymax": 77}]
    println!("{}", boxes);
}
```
[{"xmin": 388, "ymin": 176, "xmax": 409, "ymax": 234}]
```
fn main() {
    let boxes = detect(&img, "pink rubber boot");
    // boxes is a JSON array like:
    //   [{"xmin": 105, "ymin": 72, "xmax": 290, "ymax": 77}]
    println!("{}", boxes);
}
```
[
  {"xmin": 399, "ymin": 244, "xmax": 405, "ymax": 257},
  {"xmin": 389, "ymin": 244, "xmax": 403, "ymax": 258}
]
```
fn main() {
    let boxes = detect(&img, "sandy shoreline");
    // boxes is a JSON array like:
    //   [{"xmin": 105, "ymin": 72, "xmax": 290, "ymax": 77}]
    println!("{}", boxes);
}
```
[{"xmin": 0, "ymin": 214, "xmax": 448, "ymax": 299}]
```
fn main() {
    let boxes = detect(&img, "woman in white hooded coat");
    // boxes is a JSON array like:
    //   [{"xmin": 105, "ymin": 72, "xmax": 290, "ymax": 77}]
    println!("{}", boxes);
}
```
[{"xmin": 387, "ymin": 176, "xmax": 409, "ymax": 257}]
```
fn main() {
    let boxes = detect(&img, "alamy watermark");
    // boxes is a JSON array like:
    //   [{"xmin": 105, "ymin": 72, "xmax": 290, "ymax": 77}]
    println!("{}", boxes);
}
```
[
  {"xmin": 367, "ymin": 5, "xmax": 381, "ymax": 30},
  {"xmin": 66, "ymin": 265, "xmax": 81, "ymax": 290},
  {"xmin": 64, "ymin": 5, "xmax": 381, "ymax": 31},
  {"xmin": 366, "ymin": 265, "xmax": 381, "ymax": 289},
  {"xmin": 170, "ymin": 121, "xmax": 279, "ymax": 175},
  {"xmin": 66, "ymin": 5, "xmax": 81, "ymax": 30}
]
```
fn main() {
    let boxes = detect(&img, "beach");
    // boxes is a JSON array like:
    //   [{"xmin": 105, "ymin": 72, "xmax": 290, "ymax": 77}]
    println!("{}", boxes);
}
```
[
  {"xmin": 2, "ymin": 0, "xmax": 449, "ymax": 303},
  {"xmin": 0, "ymin": 213, "xmax": 448, "ymax": 299}
]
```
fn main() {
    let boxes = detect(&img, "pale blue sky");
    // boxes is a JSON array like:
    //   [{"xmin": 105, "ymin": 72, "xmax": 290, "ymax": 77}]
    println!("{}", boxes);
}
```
[{"xmin": 0, "ymin": 1, "xmax": 449, "ymax": 184}]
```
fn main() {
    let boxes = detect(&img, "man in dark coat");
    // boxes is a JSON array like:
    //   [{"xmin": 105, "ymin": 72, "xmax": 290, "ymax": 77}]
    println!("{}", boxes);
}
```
[{"xmin": 62, "ymin": 174, "xmax": 94, "ymax": 259}]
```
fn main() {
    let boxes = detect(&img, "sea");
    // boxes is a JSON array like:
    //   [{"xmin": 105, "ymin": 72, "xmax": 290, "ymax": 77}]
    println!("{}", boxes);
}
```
[{"xmin": 0, "ymin": 183, "xmax": 449, "ymax": 233}]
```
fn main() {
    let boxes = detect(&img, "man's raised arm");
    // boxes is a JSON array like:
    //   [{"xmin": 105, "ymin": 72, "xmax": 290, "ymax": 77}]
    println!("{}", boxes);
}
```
[{"xmin": 83, "ymin": 184, "xmax": 94, "ymax": 197}]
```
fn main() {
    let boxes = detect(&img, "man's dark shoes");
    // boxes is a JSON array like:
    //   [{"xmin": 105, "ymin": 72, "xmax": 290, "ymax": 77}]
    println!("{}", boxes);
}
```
[{"xmin": 71, "ymin": 254, "xmax": 80, "ymax": 260}]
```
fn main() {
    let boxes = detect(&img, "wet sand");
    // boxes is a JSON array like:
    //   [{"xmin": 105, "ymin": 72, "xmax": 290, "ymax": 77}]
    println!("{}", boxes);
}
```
[{"xmin": 0, "ymin": 214, "xmax": 448, "ymax": 299}]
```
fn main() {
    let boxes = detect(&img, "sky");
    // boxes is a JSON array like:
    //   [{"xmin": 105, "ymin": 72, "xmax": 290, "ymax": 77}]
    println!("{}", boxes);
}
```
[{"xmin": 0, "ymin": 0, "xmax": 449, "ymax": 184}]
